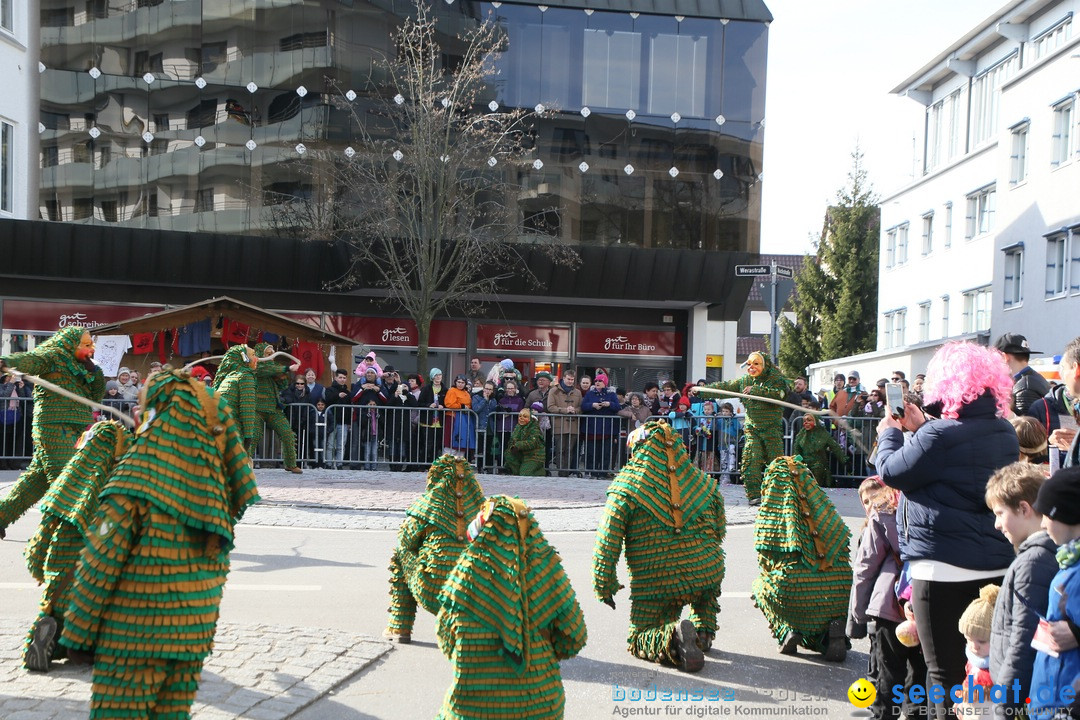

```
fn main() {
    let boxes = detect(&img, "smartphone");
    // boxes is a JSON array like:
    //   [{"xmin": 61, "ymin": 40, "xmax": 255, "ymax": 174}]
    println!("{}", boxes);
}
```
[{"xmin": 885, "ymin": 382, "xmax": 905, "ymax": 419}]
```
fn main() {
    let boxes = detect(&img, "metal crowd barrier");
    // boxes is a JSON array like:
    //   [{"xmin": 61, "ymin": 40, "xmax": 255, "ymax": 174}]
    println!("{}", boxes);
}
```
[{"xmin": 0, "ymin": 396, "xmax": 33, "ymax": 467}]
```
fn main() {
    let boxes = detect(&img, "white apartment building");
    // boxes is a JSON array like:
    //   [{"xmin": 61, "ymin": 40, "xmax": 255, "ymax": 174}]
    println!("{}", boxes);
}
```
[
  {"xmin": 0, "ymin": 0, "xmax": 37, "ymax": 219},
  {"xmin": 879, "ymin": 0, "xmax": 1079, "ymax": 362}
]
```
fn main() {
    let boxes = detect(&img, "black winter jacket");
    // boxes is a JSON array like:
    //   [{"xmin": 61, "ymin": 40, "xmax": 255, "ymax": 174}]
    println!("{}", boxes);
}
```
[
  {"xmin": 875, "ymin": 392, "xmax": 1017, "ymax": 571},
  {"xmin": 1012, "ymin": 365, "xmax": 1051, "ymax": 415}
]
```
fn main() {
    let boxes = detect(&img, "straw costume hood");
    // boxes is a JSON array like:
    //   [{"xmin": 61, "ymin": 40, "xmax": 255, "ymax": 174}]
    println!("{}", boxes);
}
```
[
  {"xmin": 385, "ymin": 455, "xmax": 485, "ymax": 642},
  {"xmin": 0, "ymin": 326, "xmax": 105, "ymax": 533},
  {"xmin": 752, "ymin": 455, "xmax": 851, "ymax": 660},
  {"xmin": 212, "ymin": 344, "xmax": 259, "ymax": 446},
  {"xmin": 702, "ymin": 351, "xmax": 790, "ymax": 503},
  {"xmin": 22, "ymin": 420, "xmax": 131, "ymax": 672},
  {"xmin": 792, "ymin": 415, "xmax": 847, "ymax": 487},
  {"xmin": 593, "ymin": 421, "xmax": 726, "ymax": 671},
  {"xmin": 249, "ymin": 341, "xmax": 301, "ymax": 472},
  {"xmin": 436, "ymin": 495, "xmax": 586, "ymax": 720},
  {"xmin": 505, "ymin": 408, "xmax": 545, "ymax": 476}
]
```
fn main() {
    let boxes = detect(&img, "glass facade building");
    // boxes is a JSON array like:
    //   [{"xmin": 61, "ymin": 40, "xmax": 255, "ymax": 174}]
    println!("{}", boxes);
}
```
[{"xmin": 37, "ymin": 0, "xmax": 769, "ymax": 252}]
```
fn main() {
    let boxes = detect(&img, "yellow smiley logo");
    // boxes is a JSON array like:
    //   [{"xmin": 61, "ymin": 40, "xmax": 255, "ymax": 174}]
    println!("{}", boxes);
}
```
[{"xmin": 847, "ymin": 678, "xmax": 876, "ymax": 709}]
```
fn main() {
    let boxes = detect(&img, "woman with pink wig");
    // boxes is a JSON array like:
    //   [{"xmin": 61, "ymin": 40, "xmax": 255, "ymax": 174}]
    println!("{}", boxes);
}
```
[{"xmin": 874, "ymin": 342, "xmax": 1017, "ymax": 720}]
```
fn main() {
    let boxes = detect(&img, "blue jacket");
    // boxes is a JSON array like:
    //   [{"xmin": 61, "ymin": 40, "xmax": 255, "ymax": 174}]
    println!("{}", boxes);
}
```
[
  {"xmin": 875, "ymin": 392, "xmax": 1017, "ymax": 571},
  {"xmin": 1029, "ymin": 558, "xmax": 1080, "ymax": 718},
  {"xmin": 581, "ymin": 388, "xmax": 622, "ymax": 435}
]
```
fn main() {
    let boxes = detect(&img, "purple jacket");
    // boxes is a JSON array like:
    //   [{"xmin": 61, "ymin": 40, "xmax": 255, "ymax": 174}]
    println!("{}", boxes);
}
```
[
  {"xmin": 494, "ymin": 394, "xmax": 525, "ymax": 433},
  {"xmin": 847, "ymin": 510, "xmax": 903, "ymax": 636}
]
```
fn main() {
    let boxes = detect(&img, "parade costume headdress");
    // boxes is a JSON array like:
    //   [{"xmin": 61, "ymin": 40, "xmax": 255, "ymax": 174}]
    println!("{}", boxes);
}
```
[
  {"xmin": 754, "ymin": 455, "xmax": 851, "ymax": 569},
  {"xmin": 101, "ymin": 369, "xmax": 259, "ymax": 553},
  {"xmin": 409, "ymin": 455, "xmax": 486, "ymax": 543},
  {"xmin": 212, "ymin": 344, "xmax": 256, "ymax": 389},
  {"xmin": 440, "ymin": 495, "xmax": 579, "ymax": 674}
]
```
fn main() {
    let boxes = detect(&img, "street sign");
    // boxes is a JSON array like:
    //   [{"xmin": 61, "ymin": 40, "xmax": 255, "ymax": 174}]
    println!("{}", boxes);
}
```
[
  {"xmin": 775, "ymin": 265, "xmax": 793, "ymax": 278},
  {"xmin": 735, "ymin": 264, "xmax": 771, "ymax": 276}
]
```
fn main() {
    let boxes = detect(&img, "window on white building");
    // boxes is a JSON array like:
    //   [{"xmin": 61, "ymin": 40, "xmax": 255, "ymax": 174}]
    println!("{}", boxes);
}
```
[
  {"xmin": 970, "ymin": 55, "xmax": 1016, "ymax": 147},
  {"xmin": 965, "ymin": 186, "xmax": 996, "ymax": 239},
  {"xmin": 883, "ymin": 309, "xmax": 907, "ymax": 349},
  {"xmin": 921, "ymin": 213, "xmax": 934, "ymax": 255},
  {"xmin": 897, "ymin": 223, "xmax": 909, "ymax": 264},
  {"xmin": 1010, "ymin": 122, "xmax": 1028, "ymax": 184},
  {"xmin": 944, "ymin": 202, "xmax": 953, "ymax": 249},
  {"xmin": 0, "ymin": 0, "xmax": 11, "ymax": 33},
  {"xmin": 941, "ymin": 295, "xmax": 950, "ymax": 337},
  {"xmin": 962, "ymin": 286, "xmax": 991, "ymax": 333},
  {"xmin": 1030, "ymin": 16, "xmax": 1073, "ymax": 62},
  {"xmin": 1052, "ymin": 98, "xmax": 1075, "ymax": 167},
  {"xmin": 1002, "ymin": 244, "xmax": 1023, "ymax": 308},
  {"xmin": 1047, "ymin": 233, "xmax": 1068, "ymax": 297},
  {"xmin": 886, "ymin": 228, "xmax": 897, "ymax": 268},
  {"xmin": 918, "ymin": 302, "xmax": 931, "ymax": 342},
  {"xmin": 0, "ymin": 121, "xmax": 10, "ymax": 214},
  {"xmin": 1069, "ymin": 228, "xmax": 1080, "ymax": 296},
  {"xmin": 925, "ymin": 89, "xmax": 962, "ymax": 173}
]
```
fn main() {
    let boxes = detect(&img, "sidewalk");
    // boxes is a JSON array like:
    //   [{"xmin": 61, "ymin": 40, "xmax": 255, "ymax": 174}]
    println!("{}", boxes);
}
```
[{"xmin": 0, "ymin": 467, "xmax": 861, "ymax": 719}]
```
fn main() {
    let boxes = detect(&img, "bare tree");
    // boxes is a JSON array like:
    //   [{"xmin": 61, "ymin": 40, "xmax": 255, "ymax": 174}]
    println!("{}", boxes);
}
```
[{"xmin": 272, "ymin": 2, "xmax": 578, "ymax": 374}]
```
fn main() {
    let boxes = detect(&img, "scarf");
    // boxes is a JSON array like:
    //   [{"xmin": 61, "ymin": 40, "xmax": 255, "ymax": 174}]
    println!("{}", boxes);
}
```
[
  {"xmin": 1057, "ymin": 537, "xmax": 1080, "ymax": 569},
  {"xmin": 558, "ymin": 380, "xmax": 573, "ymax": 393}
]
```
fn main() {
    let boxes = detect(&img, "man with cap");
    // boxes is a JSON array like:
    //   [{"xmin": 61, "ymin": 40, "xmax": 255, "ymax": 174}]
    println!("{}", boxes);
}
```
[
  {"xmin": 1028, "ymin": 465, "xmax": 1080, "ymax": 720},
  {"xmin": 995, "ymin": 333, "xmax": 1050, "ymax": 415}
]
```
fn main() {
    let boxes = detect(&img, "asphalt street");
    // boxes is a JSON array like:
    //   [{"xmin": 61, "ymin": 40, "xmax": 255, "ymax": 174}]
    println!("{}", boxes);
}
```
[{"xmin": 0, "ymin": 467, "xmax": 870, "ymax": 719}]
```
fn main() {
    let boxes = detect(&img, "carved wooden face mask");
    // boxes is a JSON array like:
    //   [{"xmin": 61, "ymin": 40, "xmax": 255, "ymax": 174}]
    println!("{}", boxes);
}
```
[
  {"xmin": 75, "ymin": 332, "xmax": 95, "ymax": 361},
  {"xmin": 745, "ymin": 352, "xmax": 765, "ymax": 377}
]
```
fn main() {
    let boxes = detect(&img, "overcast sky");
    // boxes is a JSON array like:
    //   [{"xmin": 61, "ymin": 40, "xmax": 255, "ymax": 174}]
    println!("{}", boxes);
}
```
[{"xmin": 759, "ymin": 0, "xmax": 1001, "ymax": 255}]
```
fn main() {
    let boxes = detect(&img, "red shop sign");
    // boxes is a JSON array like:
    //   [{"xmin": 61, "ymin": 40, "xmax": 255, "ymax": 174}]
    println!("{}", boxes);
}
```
[
  {"xmin": 316, "ymin": 316, "xmax": 466, "ymax": 351},
  {"xmin": 476, "ymin": 323, "xmax": 570, "ymax": 357},
  {"xmin": 2, "ymin": 300, "xmax": 162, "ymax": 333},
  {"xmin": 576, "ymin": 327, "xmax": 683, "ymax": 359}
]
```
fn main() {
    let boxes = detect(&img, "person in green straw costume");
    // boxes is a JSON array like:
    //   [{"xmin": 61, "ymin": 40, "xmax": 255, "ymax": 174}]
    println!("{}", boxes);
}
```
[
  {"xmin": 694, "ymin": 351, "xmax": 791, "ymax": 505},
  {"xmin": 0, "ymin": 326, "xmax": 105, "ymax": 539},
  {"xmin": 751, "ymin": 455, "xmax": 851, "ymax": 661},
  {"xmin": 384, "ymin": 454, "xmax": 485, "ymax": 644},
  {"xmin": 437, "ymin": 495, "xmax": 587, "ymax": 720},
  {"xmin": 211, "ymin": 344, "xmax": 259, "ymax": 453},
  {"xmin": 791, "ymin": 414, "xmax": 848, "ymax": 488},
  {"xmin": 504, "ymin": 406, "xmax": 546, "ymax": 476},
  {"xmin": 59, "ymin": 368, "xmax": 260, "ymax": 719},
  {"xmin": 23, "ymin": 420, "xmax": 131, "ymax": 672},
  {"xmin": 592, "ymin": 421, "xmax": 726, "ymax": 672},
  {"xmin": 251, "ymin": 341, "xmax": 303, "ymax": 474}
]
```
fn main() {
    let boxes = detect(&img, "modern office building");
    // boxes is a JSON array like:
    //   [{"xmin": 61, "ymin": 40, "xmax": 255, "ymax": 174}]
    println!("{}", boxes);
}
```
[
  {"xmin": 4, "ymin": 0, "xmax": 775, "ymax": 384},
  {"xmin": 878, "ymin": 0, "xmax": 1079, "ymax": 362}
]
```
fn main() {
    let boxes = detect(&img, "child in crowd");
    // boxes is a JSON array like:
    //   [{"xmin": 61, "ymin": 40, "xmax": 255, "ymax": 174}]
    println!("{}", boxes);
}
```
[
  {"xmin": 715, "ymin": 403, "xmax": 740, "ymax": 484},
  {"xmin": 985, "ymin": 462, "xmax": 1058, "ymax": 720},
  {"xmin": 1029, "ymin": 466, "xmax": 1080, "ymax": 720},
  {"xmin": 848, "ymin": 477, "xmax": 926, "ymax": 720},
  {"xmin": 954, "ymin": 585, "xmax": 999, "ymax": 718},
  {"xmin": 312, "ymin": 399, "xmax": 335, "ymax": 469},
  {"xmin": 1009, "ymin": 415, "xmax": 1051, "ymax": 470},
  {"xmin": 693, "ymin": 400, "xmax": 718, "ymax": 473}
]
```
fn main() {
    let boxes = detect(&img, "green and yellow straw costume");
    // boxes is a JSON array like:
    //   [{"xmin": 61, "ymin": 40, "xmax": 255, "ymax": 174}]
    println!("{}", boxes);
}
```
[
  {"xmin": 60, "ymin": 370, "xmax": 260, "ymax": 719},
  {"xmin": 211, "ymin": 344, "xmax": 259, "ymax": 449},
  {"xmin": 385, "ymin": 454, "xmax": 484, "ymax": 641},
  {"xmin": 592, "ymin": 422, "xmax": 726, "ymax": 668},
  {"xmin": 751, "ymin": 455, "xmax": 851, "ymax": 657},
  {"xmin": 505, "ymin": 412, "xmax": 545, "ymax": 476},
  {"xmin": 437, "ymin": 495, "xmax": 586, "ymax": 720},
  {"xmin": 791, "ymin": 416, "xmax": 847, "ymax": 488},
  {"xmin": 22, "ymin": 420, "xmax": 131, "ymax": 672},
  {"xmin": 0, "ymin": 326, "xmax": 105, "ymax": 534},
  {"xmin": 702, "ymin": 352, "xmax": 790, "ymax": 502},
  {"xmin": 250, "ymin": 342, "xmax": 300, "ymax": 470}
]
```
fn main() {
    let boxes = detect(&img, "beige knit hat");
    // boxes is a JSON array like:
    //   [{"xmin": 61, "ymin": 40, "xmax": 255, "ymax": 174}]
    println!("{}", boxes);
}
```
[{"xmin": 958, "ymin": 584, "xmax": 1000, "ymax": 642}]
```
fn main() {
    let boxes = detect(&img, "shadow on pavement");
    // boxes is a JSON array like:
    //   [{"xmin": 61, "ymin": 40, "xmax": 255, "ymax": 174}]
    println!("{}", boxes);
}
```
[{"xmin": 230, "ymin": 551, "xmax": 371, "ymax": 572}]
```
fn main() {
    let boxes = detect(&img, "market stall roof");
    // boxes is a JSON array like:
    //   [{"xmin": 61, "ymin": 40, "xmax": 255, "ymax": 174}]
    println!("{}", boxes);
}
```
[{"xmin": 92, "ymin": 296, "xmax": 358, "ymax": 347}]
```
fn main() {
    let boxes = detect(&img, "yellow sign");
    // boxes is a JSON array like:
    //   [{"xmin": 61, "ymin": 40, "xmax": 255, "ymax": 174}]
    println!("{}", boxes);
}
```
[{"xmin": 705, "ymin": 354, "xmax": 723, "ymax": 368}]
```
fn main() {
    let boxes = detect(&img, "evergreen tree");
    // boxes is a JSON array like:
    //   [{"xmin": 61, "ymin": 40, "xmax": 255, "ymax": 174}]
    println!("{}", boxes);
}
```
[{"xmin": 778, "ymin": 149, "xmax": 879, "ymax": 376}]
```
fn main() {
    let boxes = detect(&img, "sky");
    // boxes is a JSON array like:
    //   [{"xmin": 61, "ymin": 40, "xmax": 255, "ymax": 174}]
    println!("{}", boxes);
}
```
[{"xmin": 760, "ymin": 0, "xmax": 1001, "ymax": 255}]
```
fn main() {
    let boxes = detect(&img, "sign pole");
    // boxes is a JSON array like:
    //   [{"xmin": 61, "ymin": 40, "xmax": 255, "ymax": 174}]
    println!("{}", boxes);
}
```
[{"xmin": 769, "ymin": 262, "xmax": 780, "ymax": 365}]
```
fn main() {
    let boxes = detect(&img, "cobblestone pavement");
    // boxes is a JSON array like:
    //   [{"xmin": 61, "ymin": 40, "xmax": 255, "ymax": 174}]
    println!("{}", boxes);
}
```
[
  {"xmin": 0, "ymin": 618, "xmax": 389, "ymax": 720},
  {"xmin": 0, "ymin": 466, "xmax": 860, "ymax": 718}
]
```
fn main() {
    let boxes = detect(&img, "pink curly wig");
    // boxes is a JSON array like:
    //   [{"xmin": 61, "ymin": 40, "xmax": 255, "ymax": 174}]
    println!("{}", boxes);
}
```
[{"xmin": 922, "ymin": 342, "xmax": 1013, "ymax": 419}]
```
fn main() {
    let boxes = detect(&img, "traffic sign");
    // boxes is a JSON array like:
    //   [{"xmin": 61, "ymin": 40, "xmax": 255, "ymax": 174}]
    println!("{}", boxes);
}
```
[
  {"xmin": 775, "ymin": 265, "xmax": 793, "ymax": 278},
  {"xmin": 735, "ymin": 264, "xmax": 770, "ymax": 276}
]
